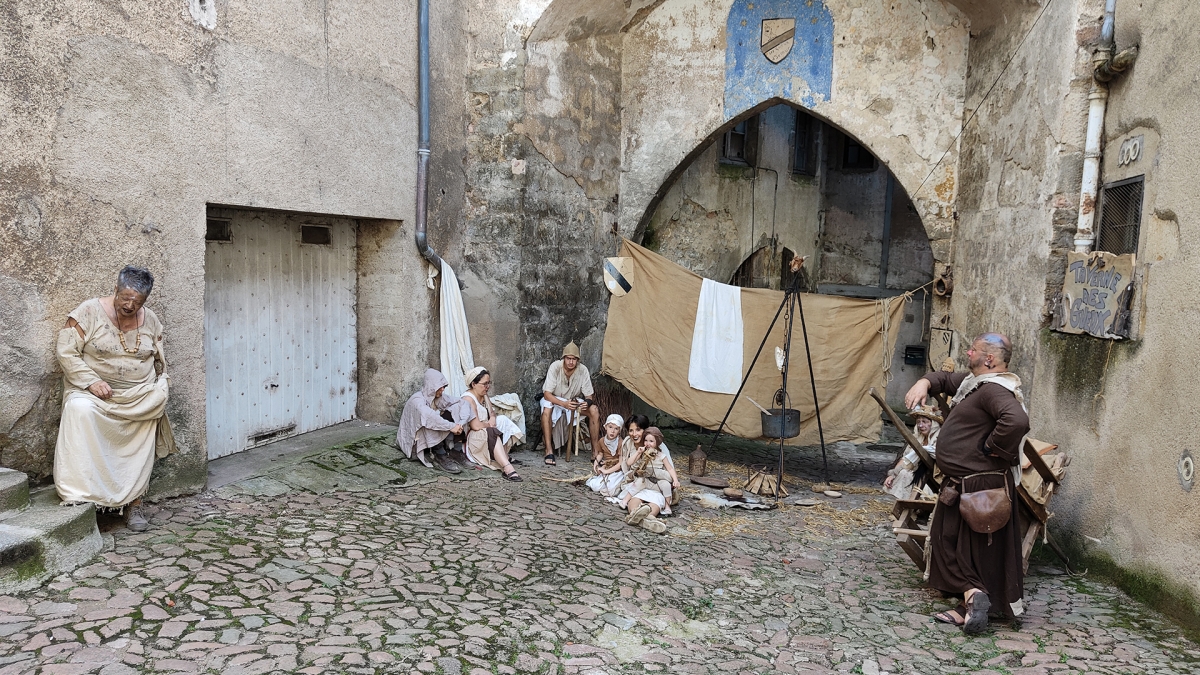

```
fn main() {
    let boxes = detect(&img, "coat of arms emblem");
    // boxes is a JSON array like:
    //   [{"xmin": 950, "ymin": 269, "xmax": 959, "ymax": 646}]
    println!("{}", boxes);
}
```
[
  {"xmin": 603, "ymin": 257, "xmax": 633, "ymax": 297},
  {"xmin": 761, "ymin": 18, "xmax": 796, "ymax": 64}
]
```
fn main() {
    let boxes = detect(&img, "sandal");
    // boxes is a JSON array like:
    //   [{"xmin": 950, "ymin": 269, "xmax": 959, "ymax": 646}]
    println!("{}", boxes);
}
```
[
  {"xmin": 502, "ymin": 469, "xmax": 523, "ymax": 482},
  {"xmin": 933, "ymin": 603, "xmax": 966, "ymax": 626},
  {"xmin": 962, "ymin": 591, "xmax": 991, "ymax": 635},
  {"xmin": 544, "ymin": 454, "xmax": 556, "ymax": 466},
  {"xmin": 625, "ymin": 504, "xmax": 651, "ymax": 526}
]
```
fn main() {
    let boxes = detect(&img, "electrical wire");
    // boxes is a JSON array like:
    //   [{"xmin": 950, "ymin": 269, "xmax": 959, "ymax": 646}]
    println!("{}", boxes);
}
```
[{"xmin": 910, "ymin": 0, "xmax": 1060, "ymax": 201}]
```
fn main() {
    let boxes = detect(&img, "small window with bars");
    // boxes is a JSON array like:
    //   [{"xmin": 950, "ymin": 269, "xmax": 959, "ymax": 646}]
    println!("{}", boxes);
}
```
[
  {"xmin": 720, "ymin": 116, "xmax": 759, "ymax": 166},
  {"xmin": 793, "ymin": 110, "xmax": 818, "ymax": 176},
  {"xmin": 1096, "ymin": 176, "xmax": 1144, "ymax": 255}
]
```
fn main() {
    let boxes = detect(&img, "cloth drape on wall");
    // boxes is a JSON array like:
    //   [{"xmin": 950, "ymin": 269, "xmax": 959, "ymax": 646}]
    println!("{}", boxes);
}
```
[
  {"xmin": 688, "ymin": 278, "xmax": 744, "ymax": 394},
  {"xmin": 439, "ymin": 260, "xmax": 475, "ymax": 398},
  {"xmin": 601, "ymin": 240, "xmax": 907, "ymax": 445}
]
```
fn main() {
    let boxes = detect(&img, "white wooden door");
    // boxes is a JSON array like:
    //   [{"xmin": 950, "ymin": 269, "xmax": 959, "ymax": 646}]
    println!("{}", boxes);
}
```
[{"xmin": 204, "ymin": 208, "xmax": 358, "ymax": 460}]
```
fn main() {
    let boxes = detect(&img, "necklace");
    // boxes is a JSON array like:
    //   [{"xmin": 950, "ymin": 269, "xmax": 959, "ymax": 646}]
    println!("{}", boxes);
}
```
[
  {"xmin": 109, "ymin": 303, "xmax": 142, "ymax": 354},
  {"xmin": 117, "ymin": 329, "xmax": 141, "ymax": 354}
]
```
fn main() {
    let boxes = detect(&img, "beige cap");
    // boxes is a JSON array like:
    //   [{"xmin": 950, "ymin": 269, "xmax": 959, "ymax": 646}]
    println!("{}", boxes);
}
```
[{"xmin": 562, "ymin": 341, "xmax": 581, "ymax": 358}]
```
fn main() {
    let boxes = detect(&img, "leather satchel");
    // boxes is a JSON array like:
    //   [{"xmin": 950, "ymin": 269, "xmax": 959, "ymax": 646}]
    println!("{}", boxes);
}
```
[{"xmin": 958, "ymin": 473, "xmax": 1011, "ymax": 535}]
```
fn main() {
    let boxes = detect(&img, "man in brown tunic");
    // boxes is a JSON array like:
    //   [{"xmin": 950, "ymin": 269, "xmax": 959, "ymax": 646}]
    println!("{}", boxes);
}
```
[{"xmin": 904, "ymin": 332, "xmax": 1030, "ymax": 634}]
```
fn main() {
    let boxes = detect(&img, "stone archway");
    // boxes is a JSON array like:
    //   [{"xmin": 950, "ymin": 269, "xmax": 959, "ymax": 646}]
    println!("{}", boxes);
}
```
[
  {"xmin": 640, "ymin": 100, "xmax": 937, "ymax": 405},
  {"xmin": 615, "ymin": 0, "xmax": 970, "ymax": 277}
]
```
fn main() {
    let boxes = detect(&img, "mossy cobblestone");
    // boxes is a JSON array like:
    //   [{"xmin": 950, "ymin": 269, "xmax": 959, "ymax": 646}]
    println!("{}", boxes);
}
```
[{"xmin": 0, "ymin": 437, "xmax": 1194, "ymax": 674}]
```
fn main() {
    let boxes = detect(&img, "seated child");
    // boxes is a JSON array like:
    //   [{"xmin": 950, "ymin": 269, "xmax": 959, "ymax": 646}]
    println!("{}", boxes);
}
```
[
  {"xmin": 616, "ymin": 426, "xmax": 680, "ymax": 534},
  {"xmin": 883, "ymin": 403, "xmax": 941, "ymax": 499},
  {"xmin": 586, "ymin": 414, "xmax": 626, "ymax": 496}
]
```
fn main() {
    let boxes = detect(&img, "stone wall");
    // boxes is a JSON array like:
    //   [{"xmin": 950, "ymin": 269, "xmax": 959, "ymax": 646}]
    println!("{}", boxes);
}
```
[
  {"xmin": 0, "ymin": 0, "xmax": 434, "ymax": 494},
  {"xmin": 1024, "ymin": 0, "xmax": 1200, "ymax": 611},
  {"xmin": 430, "ymin": 0, "xmax": 972, "ymax": 414},
  {"xmin": 643, "ymin": 105, "xmax": 823, "ymax": 284}
]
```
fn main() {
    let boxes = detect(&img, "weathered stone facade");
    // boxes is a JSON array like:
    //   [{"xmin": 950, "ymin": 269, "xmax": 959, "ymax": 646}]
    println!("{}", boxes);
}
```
[
  {"xmin": 4, "ymin": 0, "xmax": 1200, "ymax": 624},
  {"xmin": 1, "ymin": 1, "xmax": 435, "ymax": 495},
  {"xmin": 430, "ymin": 0, "xmax": 970, "ymax": 403}
]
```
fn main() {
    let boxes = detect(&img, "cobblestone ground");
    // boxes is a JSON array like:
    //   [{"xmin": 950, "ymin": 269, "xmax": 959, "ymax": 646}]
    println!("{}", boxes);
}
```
[{"xmin": 0, "ymin": 434, "xmax": 1196, "ymax": 675}]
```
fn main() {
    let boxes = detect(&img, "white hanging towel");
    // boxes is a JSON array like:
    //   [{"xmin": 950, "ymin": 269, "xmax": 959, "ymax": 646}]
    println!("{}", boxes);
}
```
[
  {"xmin": 688, "ymin": 278, "xmax": 744, "ymax": 394},
  {"xmin": 439, "ymin": 260, "xmax": 475, "ymax": 398}
]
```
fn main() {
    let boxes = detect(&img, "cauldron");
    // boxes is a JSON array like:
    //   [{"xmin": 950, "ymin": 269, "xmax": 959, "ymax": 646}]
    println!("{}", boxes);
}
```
[{"xmin": 761, "ymin": 408, "xmax": 801, "ymax": 439}]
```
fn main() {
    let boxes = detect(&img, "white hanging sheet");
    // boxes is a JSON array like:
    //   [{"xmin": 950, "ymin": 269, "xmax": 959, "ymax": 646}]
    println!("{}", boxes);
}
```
[
  {"xmin": 687, "ymin": 278, "xmax": 744, "ymax": 394},
  {"xmin": 439, "ymin": 260, "xmax": 475, "ymax": 398}
]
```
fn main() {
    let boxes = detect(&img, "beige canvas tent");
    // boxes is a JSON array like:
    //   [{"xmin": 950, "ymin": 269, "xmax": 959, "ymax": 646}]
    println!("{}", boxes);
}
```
[{"xmin": 601, "ymin": 240, "xmax": 908, "ymax": 445}]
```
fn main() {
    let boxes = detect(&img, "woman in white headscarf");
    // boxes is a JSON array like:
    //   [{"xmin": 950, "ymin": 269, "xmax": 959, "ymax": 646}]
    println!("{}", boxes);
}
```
[
  {"xmin": 586, "ymin": 414, "xmax": 626, "ymax": 496},
  {"xmin": 461, "ymin": 366, "xmax": 523, "ymax": 481}
]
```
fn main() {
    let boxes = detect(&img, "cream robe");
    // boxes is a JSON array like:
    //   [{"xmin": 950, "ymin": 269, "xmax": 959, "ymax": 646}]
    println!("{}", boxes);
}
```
[{"xmin": 54, "ymin": 299, "xmax": 175, "ymax": 508}]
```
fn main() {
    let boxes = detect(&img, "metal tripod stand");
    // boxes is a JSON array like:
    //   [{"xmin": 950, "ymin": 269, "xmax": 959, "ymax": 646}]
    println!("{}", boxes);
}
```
[{"xmin": 707, "ymin": 257, "xmax": 829, "ymax": 490}]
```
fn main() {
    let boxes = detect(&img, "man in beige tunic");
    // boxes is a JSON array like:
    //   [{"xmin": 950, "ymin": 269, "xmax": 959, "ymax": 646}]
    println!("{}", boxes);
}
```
[
  {"xmin": 55, "ymin": 266, "xmax": 176, "ymax": 531},
  {"xmin": 539, "ymin": 341, "xmax": 600, "ymax": 465}
]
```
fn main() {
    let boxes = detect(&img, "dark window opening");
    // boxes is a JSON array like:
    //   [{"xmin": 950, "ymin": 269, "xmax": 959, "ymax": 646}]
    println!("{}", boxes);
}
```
[
  {"xmin": 841, "ymin": 137, "xmax": 877, "ymax": 171},
  {"xmin": 730, "ymin": 246, "xmax": 802, "ymax": 291},
  {"xmin": 1096, "ymin": 176, "xmax": 1144, "ymax": 255},
  {"xmin": 793, "ymin": 110, "xmax": 819, "ymax": 176},
  {"xmin": 301, "ymin": 225, "xmax": 333, "ymax": 245},
  {"xmin": 721, "ymin": 115, "xmax": 759, "ymax": 166},
  {"xmin": 205, "ymin": 218, "xmax": 232, "ymax": 242}
]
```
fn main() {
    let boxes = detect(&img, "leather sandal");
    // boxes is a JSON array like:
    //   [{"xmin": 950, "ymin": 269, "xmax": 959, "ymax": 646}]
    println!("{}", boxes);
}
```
[
  {"xmin": 962, "ymin": 591, "xmax": 991, "ymax": 635},
  {"xmin": 544, "ymin": 454, "xmax": 556, "ymax": 466},
  {"xmin": 933, "ymin": 603, "xmax": 966, "ymax": 626},
  {"xmin": 625, "ymin": 504, "xmax": 651, "ymax": 526},
  {"xmin": 502, "ymin": 469, "xmax": 523, "ymax": 482}
]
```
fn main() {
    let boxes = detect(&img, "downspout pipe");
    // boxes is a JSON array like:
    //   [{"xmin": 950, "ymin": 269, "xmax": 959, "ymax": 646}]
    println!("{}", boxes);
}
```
[
  {"xmin": 1074, "ymin": 0, "xmax": 1139, "ymax": 252},
  {"xmin": 414, "ymin": 0, "xmax": 453, "ymax": 275}
]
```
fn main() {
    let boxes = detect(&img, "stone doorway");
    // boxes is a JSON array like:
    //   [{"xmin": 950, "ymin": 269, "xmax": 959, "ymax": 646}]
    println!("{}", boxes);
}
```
[{"xmin": 641, "ymin": 103, "xmax": 935, "ymax": 407}]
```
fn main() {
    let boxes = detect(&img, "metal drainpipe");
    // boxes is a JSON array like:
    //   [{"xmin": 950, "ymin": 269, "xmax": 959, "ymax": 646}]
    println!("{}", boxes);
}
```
[
  {"xmin": 1074, "ymin": 0, "xmax": 1139, "ymax": 252},
  {"xmin": 414, "ymin": 0, "xmax": 455, "ymax": 277}
]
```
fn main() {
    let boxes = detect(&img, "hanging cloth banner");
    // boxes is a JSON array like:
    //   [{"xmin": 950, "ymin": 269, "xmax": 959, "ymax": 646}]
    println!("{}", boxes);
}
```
[
  {"xmin": 601, "ymin": 239, "xmax": 907, "ymax": 445},
  {"xmin": 438, "ymin": 259, "xmax": 475, "ymax": 398},
  {"xmin": 603, "ymin": 257, "xmax": 633, "ymax": 296},
  {"xmin": 688, "ymin": 278, "xmax": 744, "ymax": 394}
]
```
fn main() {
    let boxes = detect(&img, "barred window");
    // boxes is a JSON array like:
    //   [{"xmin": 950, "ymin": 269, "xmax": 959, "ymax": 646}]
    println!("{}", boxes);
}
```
[
  {"xmin": 1096, "ymin": 176, "xmax": 1144, "ymax": 255},
  {"xmin": 721, "ymin": 116, "xmax": 759, "ymax": 167},
  {"xmin": 793, "ymin": 110, "xmax": 818, "ymax": 176}
]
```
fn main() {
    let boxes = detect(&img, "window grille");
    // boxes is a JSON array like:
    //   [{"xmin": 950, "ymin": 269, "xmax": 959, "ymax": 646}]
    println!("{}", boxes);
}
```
[
  {"xmin": 721, "ymin": 116, "xmax": 759, "ymax": 166},
  {"xmin": 205, "ymin": 218, "xmax": 232, "ymax": 242},
  {"xmin": 793, "ymin": 110, "xmax": 818, "ymax": 176},
  {"xmin": 301, "ymin": 225, "xmax": 333, "ymax": 245},
  {"xmin": 1096, "ymin": 176, "xmax": 1144, "ymax": 255}
]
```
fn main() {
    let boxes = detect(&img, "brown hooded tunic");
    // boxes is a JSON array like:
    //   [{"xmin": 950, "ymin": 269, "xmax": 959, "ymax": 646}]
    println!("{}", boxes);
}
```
[{"xmin": 924, "ymin": 371, "xmax": 1030, "ymax": 615}]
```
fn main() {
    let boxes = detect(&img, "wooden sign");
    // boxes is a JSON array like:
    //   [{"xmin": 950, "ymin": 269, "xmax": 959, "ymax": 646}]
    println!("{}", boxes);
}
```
[{"xmin": 1056, "ymin": 251, "xmax": 1135, "ymax": 338}]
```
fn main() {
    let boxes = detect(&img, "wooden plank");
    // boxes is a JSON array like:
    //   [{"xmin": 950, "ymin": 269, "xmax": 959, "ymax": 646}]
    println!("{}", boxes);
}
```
[
  {"xmin": 891, "ymin": 499, "xmax": 935, "ymax": 518},
  {"xmin": 1024, "ymin": 438, "xmax": 1059, "ymax": 484},
  {"xmin": 893, "ymin": 528, "xmax": 928, "ymax": 537},
  {"xmin": 868, "ymin": 388, "xmax": 939, "ymax": 490},
  {"xmin": 896, "ymin": 533, "xmax": 926, "ymax": 569},
  {"xmin": 1021, "ymin": 521, "xmax": 1042, "ymax": 574}
]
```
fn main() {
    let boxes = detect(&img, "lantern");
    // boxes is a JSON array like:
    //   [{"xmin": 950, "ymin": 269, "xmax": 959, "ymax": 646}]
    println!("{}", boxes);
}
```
[{"xmin": 689, "ymin": 445, "xmax": 708, "ymax": 477}]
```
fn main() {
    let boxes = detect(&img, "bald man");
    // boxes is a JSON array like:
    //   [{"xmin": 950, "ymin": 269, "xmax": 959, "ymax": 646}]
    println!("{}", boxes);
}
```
[{"xmin": 904, "ymin": 332, "xmax": 1030, "ymax": 635}]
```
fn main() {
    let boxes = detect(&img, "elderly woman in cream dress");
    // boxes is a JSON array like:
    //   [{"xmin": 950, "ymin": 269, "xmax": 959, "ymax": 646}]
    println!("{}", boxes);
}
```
[
  {"xmin": 55, "ymin": 266, "xmax": 176, "ymax": 531},
  {"xmin": 460, "ymin": 367, "xmax": 524, "ymax": 481}
]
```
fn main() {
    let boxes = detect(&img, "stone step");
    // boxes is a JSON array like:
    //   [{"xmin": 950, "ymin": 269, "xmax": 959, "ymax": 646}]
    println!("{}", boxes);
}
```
[
  {"xmin": 0, "ymin": 485, "xmax": 101, "ymax": 594},
  {"xmin": 0, "ymin": 468, "xmax": 30, "ymax": 516}
]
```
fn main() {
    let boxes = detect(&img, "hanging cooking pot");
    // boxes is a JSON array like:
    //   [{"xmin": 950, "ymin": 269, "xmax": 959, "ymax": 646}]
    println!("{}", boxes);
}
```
[{"xmin": 761, "ymin": 408, "xmax": 802, "ymax": 438}]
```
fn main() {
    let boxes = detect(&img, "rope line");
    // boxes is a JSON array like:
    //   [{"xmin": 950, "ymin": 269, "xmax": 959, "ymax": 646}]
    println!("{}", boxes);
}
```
[{"xmin": 909, "ymin": 0, "xmax": 1060, "ymax": 202}]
